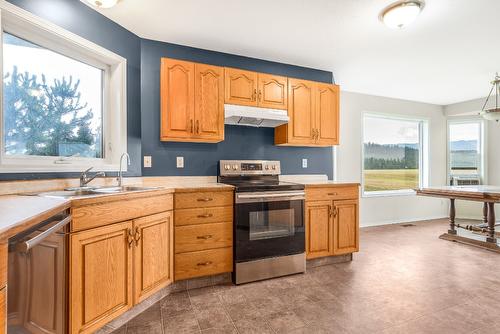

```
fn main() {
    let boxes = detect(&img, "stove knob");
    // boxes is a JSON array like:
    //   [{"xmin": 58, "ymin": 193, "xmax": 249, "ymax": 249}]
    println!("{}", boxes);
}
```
[
  {"xmin": 224, "ymin": 164, "xmax": 230, "ymax": 170},
  {"xmin": 272, "ymin": 165, "xmax": 277, "ymax": 170},
  {"xmin": 232, "ymin": 164, "xmax": 238, "ymax": 170},
  {"xmin": 265, "ymin": 165, "xmax": 270, "ymax": 170}
]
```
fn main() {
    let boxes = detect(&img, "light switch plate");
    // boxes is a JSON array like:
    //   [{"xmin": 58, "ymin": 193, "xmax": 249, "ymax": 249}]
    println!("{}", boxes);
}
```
[
  {"xmin": 302, "ymin": 159, "xmax": 308, "ymax": 168},
  {"xmin": 176, "ymin": 156, "xmax": 184, "ymax": 168},
  {"xmin": 144, "ymin": 156, "xmax": 152, "ymax": 168}
]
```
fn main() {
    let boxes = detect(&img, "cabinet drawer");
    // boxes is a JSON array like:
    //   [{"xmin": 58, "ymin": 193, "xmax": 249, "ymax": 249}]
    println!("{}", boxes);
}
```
[
  {"xmin": 175, "ymin": 247, "xmax": 232, "ymax": 281},
  {"xmin": 175, "ymin": 206, "xmax": 233, "ymax": 226},
  {"xmin": 71, "ymin": 194, "xmax": 173, "ymax": 232},
  {"xmin": 306, "ymin": 186, "xmax": 358, "ymax": 201},
  {"xmin": 175, "ymin": 191, "xmax": 233, "ymax": 209},
  {"xmin": 175, "ymin": 222, "xmax": 232, "ymax": 253}
]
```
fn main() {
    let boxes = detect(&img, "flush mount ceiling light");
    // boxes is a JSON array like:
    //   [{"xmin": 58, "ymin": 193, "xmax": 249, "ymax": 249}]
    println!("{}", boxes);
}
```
[
  {"xmin": 85, "ymin": 0, "xmax": 119, "ymax": 8},
  {"xmin": 379, "ymin": 1, "xmax": 425, "ymax": 29}
]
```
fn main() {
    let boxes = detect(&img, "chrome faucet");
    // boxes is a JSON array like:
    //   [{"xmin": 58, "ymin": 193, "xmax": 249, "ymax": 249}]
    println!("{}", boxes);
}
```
[
  {"xmin": 117, "ymin": 153, "xmax": 131, "ymax": 187},
  {"xmin": 79, "ymin": 167, "xmax": 105, "ymax": 187}
]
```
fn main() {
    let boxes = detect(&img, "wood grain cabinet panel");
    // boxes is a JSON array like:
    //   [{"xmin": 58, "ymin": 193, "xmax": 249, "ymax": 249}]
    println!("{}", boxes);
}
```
[
  {"xmin": 0, "ymin": 288, "xmax": 5, "ymax": 334},
  {"xmin": 257, "ymin": 73, "xmax": 287, "ymax": 110},
  {"xmin": 160, "ymin": 58, "xmax": 195, "ymax": 140},
  {"xmin": 174, "ymin": 206, "xmax": 233, "ymax": 226},
  {"xmin": 175, "ymin": 191, "xmax": 233, "ymax": 209},
  {"xmin": 133, "ymin": 212, "xmax": 173, "ymax": 304},
  {"xmin": 224, "ymin": 68, "xmax": 258, "ymax": 107},
  {"xmin": 333, "ymin": 200, "xmax": 359, "ymax": 255},
  {"xmin": 306, "ymin": 186, "xmax": 359, "ymax": 202},
  {"xmin": 316, "ymin": 83, "xmax": 339, "ymax": 145},
  {"xmin": 175, "ymin": 222, "xmax": 232, "ymax": 253},
  {"xmin": 70, "ymin": 222, "xmax": 133, "ymax": 334},
  {"xmin": 194, "ymin": 63, "xmax": 224, "ymax": 142},
  {"xmin": 306, "ymin": 201, "xmax": 333, "ymax": 259},
  {"xmin": 175, "ymin": 247, "xmax": 232, "ymax": 281}
]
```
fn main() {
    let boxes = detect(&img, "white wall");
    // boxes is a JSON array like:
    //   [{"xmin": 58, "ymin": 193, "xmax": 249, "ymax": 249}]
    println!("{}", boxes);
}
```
[
  {"xmin": 444, "ymin": 97, "xmax": 500, "ymax": 219},
  {"xmin": 336, "ymin": 91, "xmax": 449, "ymax": 227}
]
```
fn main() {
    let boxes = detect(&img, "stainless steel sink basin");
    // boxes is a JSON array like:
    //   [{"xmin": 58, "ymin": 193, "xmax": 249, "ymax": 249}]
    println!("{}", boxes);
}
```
[
  {"xmin": 90, "ymin": 186, "xmax": 160, "ymax": 194},
  {"xmin": 37, "ymin": 186, "xmax": 161, "ymax": 198}
]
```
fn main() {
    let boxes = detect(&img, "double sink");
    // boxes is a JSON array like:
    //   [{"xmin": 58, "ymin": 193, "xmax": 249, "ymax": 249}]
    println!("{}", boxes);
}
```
[{"xmin": 38, "ymin": 185, "xmax": 161, "ymax": 198}]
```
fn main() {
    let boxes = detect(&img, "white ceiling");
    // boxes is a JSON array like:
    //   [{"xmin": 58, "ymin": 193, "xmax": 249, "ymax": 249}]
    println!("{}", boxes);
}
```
[{"xmin": 90, "ymin": 0, "xmax": 500, "ymax": 105}]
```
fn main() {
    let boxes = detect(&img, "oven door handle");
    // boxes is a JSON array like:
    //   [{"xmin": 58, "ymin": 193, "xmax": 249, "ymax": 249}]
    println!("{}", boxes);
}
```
[
  {"xmin": 16, "ymin": 215, "xmax": 71, "ymax": 253},
  {"xmin": 236, "ymin": 192, "xmax": 305, "ymax": 200}
]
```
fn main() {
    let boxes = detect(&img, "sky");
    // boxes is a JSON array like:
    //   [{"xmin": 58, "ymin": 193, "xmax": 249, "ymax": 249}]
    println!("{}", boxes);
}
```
[
  {"xmin": 449, "ymin": 122, "xmax": 480, "ymax": 142},
  {"xmin": 364, "ymin": 116, "xmax": 419, "ymax": 145}
]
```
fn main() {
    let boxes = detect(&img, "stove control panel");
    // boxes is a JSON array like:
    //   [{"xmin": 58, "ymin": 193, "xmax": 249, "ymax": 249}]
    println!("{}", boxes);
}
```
[{"xmin": 219, "ymin": 160, "xmax": 281, "ymax": 176}]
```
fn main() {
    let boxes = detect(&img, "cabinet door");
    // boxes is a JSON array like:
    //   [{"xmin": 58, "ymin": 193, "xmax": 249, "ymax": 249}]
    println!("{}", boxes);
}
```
[
  {"xmin": 333, "ymin": 200, "xmax": 359, "ymax": 255},
  {"xmin": 257, "ymin": 73, "xmax": 287, "ymax": 110},
  {"xmin": 194, "ymin": 63, "xmax": 224, "ymax": 142},
  {"xmin": 224, "ymin": 68, "xmax": 258, "ymax": 107},
  {"xmin": 305, "ymin": 200, "xmax": 333, "ymax": 259},
  {"xmin": 160, "ymin": 58, "xmax": 195, "ymax": 141},
  {"xmin": 286, "ymin": 78, "xmax": 316, "ymax": 145},
  {"xmin": 70, "ymin": 221, "xmax": 133, "ymax": 334},
  {"xmin": 133, "ymin": 211, "xmax": 173, "ymax": 304},
  {"xmin": 316, "ymin": 83, "xmax": 339, "ymax": 145}
]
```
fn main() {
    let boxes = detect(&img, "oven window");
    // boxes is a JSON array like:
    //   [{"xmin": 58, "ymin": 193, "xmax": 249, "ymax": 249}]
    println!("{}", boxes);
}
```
[{"xmin": 249, "ymin": 208, "xmax": 295, "ymax": 240}]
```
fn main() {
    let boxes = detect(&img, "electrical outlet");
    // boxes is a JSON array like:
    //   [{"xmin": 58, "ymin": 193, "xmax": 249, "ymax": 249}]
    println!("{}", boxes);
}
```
[
  {"xmin": 143, "ymin": 156, "xmax": 152, "ymax": 168},
  {"xmin": 302, "ymin": 159, "xmax": 308, "ymax": 168},
  {"xmin": 176, "ymin": 156, "xmax": 184, "ymax": 168}
]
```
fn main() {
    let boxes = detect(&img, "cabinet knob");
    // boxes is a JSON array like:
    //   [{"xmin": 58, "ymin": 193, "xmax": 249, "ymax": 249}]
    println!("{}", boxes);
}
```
[
  {"xmin": 190, "ymin": 119, "xmax": 194, "ymax": 133},
  {"xmin": 197, "ymin": 261, "xmax": 212, "ymax": 266},
  {"xmin": 197, "ymin": 213, "xmax": 213, "ymax": 218},
  {"xmin": 252, "ymin": 89, "xmax": 257, "ymax": 101},
  {"xmin": 197, "ymin": 198, "xmax": 213, "ymax": 202},
  {"xmin": 196, "ymin": 120, "xmax": 200, "ymax": 134},
  {"xmin": 196, "ymin": 235, "xmax": 213, "ymax": 240}
]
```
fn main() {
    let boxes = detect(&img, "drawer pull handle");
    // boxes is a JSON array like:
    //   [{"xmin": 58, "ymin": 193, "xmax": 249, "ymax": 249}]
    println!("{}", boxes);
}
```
[
  {"xmin": 197, "ymin": 213, "xmax": 213, "ymax": 218},
  {"xmin": 328, "ymin": 192, "xmax": 338, "ymax": 196},
  {"xmin": 196, "ymin": 235, "xmax": 213, "ymax": 240},
  {"xmin": 197, "ymin": 198, "xmax": 213, "ymax": 202},
  {"xmin": 197, "ymin": 261, "xmax": 212, "ymax": 266}
]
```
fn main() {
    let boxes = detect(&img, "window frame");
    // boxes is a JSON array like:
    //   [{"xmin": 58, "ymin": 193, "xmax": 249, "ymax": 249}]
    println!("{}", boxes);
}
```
[
  {"xmin": 446, "ymin": 118, "xmax": 486, "ymax": 185},
  {"xmin": 0, "ymin": 1, "xmax": 127, "ymax": 173},
  {"xmin": 361, "ymin": 112, "xmax": 429, "ymax": 198}
]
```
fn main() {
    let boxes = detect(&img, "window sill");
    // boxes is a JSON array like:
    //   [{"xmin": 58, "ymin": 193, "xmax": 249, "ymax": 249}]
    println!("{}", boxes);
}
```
[{"xmin": 362, "ymin": 190, "xmax": 417, "ymax": 198}]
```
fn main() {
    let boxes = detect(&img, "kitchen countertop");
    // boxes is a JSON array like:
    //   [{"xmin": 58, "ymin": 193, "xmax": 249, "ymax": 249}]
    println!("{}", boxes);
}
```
[{"xmin": 0, "ymin": 195, "xmax": 70, "ymax": 241}]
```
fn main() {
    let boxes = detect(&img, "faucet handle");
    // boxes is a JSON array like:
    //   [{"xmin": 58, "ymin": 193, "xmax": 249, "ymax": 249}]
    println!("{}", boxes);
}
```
[{"xmin": 82, "ymin": 167, "xmax": 93, "ymax": 175}]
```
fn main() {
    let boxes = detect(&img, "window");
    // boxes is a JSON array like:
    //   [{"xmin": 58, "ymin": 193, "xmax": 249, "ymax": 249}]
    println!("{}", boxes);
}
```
[
  {"xmin": 448, "ymin": 120, "xmax": 484, "ymax": 185},
  {"xmin": 362, "ymin": 114, "xmax": 428, "ymax": 196},
  {"xmin": 0, "ymin": 3, "xmax": 127, "ymax": 172}
]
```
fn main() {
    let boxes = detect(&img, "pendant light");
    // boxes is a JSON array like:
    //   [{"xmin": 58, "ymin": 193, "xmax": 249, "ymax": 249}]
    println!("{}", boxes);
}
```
[
  {"xmin": 85, "ymin": 0, "xmax": 119, "ymax": 9},
  {"xmin": 379, "ymin": 1, "xmax": 425, "ymax": 29},
  {"xmin": 480, "ymin": 74, "xmax": 500, "ymax": 122}
]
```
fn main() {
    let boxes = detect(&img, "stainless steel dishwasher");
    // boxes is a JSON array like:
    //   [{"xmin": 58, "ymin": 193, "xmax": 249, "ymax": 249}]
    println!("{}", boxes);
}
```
[{"xmin": 7, "ymin": 211, "xmax": 71, "ymax": 334}]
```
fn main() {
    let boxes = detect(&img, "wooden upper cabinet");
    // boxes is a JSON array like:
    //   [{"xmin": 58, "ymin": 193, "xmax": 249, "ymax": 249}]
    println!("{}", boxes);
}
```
[
  {"xmin": 133, "ymin": 212, "xmax": 173, "ymax": 304},
  {"xmin": 160, "ymin": 58, "xmax": 195, "ymax": 140},
  {"xmin": 224, "ymin": 68, "xmax": 258, "ymax": 106},
  {"xmin": 257, "ymin": 73, "xmax": 287, "ymax": 110},
  {"xmin": 194, "ymin": 63, "xmax": 224, "ymax": 141},
  {"xmin": 70, "ymin": 222, "xmax": 133, "ymax": 334},
  {"xmin": 275, "ymin": 78, "xmax": 315, "ymax": 145},
  {"xmin": 333, "ymin": 199, "xmax": 359, "ymax": 255},
  {"xmin": 316, "ymin": 83, "xmax": 339, "ymax": 145},
  {"xmin": 306, "ymin": 200, "xmax": 333, "ymax": 259}
]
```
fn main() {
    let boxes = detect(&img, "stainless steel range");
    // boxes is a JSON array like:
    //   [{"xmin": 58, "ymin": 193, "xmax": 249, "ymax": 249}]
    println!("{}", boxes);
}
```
[{"xmin": 218, "ymin": 160, "xmax": 306, "ymax": 284}]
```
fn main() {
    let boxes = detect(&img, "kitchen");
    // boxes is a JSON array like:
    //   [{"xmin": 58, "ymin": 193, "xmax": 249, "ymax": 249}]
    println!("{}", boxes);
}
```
[{"xmin": 0, "ymin": 0, "xmax": 499, "ymax": 333}]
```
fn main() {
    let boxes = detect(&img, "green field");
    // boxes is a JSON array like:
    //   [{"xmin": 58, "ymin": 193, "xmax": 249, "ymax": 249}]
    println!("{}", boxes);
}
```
[{"xmin": 364, "ymin": 169, "xmax": 419, "ymax": 192}]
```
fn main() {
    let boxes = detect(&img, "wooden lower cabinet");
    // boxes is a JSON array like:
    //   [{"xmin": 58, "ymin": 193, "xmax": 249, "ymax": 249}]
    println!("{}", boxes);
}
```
[
  {"xmin": 0, "ymin": 287, "xmax": 5, "ymax": 334},
  {"xmin": 306, "ymin": 201, "xmax": 333, "ymax": 259},
  {"xmin": 305, "ymin": 185, "xmax": 359, "ymax": 259},
  {"xmin": 70, "ymin": 211, "xmax": 174, "ymax": 334},
  {"xmin": 133, "ymin": 211, "xmax": 173, "ymax": 304},
  {"xmin": 70, "ymin": 221, "xmax": 133, "ymax": 334},
  {"xmin": 175, "ymin": 248, "xmax": 232, "ymax": 281},
  {"xmin": 333, "ymin": 199, "xmax": 359, "ymax": 255}
]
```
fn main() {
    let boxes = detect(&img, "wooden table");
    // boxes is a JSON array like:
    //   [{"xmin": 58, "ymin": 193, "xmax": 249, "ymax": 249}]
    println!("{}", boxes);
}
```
[{"xmin": 417, "ymin": 186, "xmax": 500, "ymax": 252}]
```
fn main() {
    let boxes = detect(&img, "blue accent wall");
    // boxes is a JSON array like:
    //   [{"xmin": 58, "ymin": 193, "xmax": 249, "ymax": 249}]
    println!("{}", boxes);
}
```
[
  {"xmin": 0, "ymin": 0, "xmax": 335, "ymax": 180},
  {"xmin": 1, "ymin": 0, "xmax": 142, "ymax": 180},
  {"xmin": 140, "ymin": 39, "xmax": 334, "ymax": 178}
]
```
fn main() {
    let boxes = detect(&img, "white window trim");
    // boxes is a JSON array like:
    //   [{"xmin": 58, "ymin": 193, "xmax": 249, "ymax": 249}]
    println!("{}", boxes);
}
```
[
  {"xmin": 361, "ymin": 112, "xmax": 429, "ymax": 198},
  {"xmin": 0, "ymin": 1, "xmax": 127, "ymax": 173},
  {"xmin": 446, "ymin": 117, "xmax": 486, "ymax": 185}
]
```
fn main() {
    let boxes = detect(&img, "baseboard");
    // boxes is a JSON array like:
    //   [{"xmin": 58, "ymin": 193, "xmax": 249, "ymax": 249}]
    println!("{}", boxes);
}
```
[{"xmin": 361, "ymin": 215, "xmax": 448, "ymax": 228}]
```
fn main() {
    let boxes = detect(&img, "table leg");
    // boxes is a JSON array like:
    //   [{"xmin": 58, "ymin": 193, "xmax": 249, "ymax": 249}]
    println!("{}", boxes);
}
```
[
  {"xmin": 483, "ymin": 202, "xmax": 488, "ymax": 225},
  {"xmin": 486, "ymin": 202, "xmax": 497, "ymax": 244},
  {"xmin": 448, "ymin": 198, "xmax": 457, "ymax": 235}
]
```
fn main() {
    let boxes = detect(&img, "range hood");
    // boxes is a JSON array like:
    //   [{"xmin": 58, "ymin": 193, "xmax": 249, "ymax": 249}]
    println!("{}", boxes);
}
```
[{"xmin": 224, "ymin": 104, "xmax": 289, "ymax": 128}]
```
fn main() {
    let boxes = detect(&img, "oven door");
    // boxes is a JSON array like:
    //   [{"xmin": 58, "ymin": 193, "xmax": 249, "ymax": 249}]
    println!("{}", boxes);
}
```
[{"xmin": 234, "ymin": 191, "xmax": 305, "ymax": 262}]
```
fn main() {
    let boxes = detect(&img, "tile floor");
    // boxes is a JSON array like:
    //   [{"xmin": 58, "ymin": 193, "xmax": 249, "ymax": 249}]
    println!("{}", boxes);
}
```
[{"xmin": 112, "ymin": 219, "xmax": 500, "ymax": 333}]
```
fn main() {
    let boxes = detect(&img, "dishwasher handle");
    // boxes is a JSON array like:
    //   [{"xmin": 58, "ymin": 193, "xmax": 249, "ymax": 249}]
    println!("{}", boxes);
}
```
[{"xmin": 16, "ymin": 215, "xmax": 71, "ymax": 253}]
